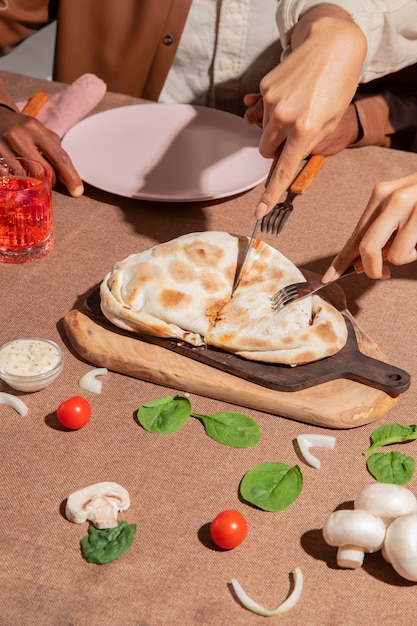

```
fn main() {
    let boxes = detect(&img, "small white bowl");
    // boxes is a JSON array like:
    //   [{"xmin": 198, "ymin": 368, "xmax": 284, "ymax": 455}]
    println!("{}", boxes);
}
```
[{"xmin": 0, "ymin": 338, "xmax": 64, "ymax": 392}]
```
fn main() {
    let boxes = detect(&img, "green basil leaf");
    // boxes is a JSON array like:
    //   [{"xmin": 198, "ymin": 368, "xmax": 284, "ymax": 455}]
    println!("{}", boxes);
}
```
[
  {"xmin": 191, "ymin": 411, "xmax": 260, "ymax": 448},
  {"xmin": 80, "ymin": 520, "xmax": 137, "ymax": 564},
  {"xmin": 366, "ymin": 451, "xmax": 415, "ymax": 485},
  {"xmin": 363, "ymin": 423, "xmax": 417, "ymax": 456},
  {"xmin": 137, "ymin": 394, "xmax": 191, "ymax": 433},
  {"xmin": 240, "ymin": 462, "xmax": 303, "ymax": 511}
]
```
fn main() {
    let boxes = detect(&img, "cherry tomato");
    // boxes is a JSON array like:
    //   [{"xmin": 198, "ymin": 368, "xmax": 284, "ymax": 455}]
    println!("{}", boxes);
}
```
[
  {"xmin": 56, "ymin": 395, "xmax": 92, "ymax": 430},
  {"xmin": 210, "ymin": 510, "xmax": 248, "ymax": 550}
]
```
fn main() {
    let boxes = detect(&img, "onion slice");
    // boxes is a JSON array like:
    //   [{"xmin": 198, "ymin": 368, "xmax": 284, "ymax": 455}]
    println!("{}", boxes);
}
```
[
  {"xmin": 296, "ymin": 434, "xmax": 336, "ymax": 469},
  {"xmin": 230, "ymin": 567, "xmax": 303, "ymax": 616},
  {"xmin": 78, "ymin": 368, "xmax": 108, "ymax": 394},
  {"xmin": 0, "ymin": 392, "xmax": 29, "ymax": 416}
]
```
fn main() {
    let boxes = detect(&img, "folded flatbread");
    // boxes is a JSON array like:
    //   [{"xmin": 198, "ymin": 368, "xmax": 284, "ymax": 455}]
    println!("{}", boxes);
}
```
[{"xmin": 100, "ymin": 231, "xmax": 347, "ymax": 365}]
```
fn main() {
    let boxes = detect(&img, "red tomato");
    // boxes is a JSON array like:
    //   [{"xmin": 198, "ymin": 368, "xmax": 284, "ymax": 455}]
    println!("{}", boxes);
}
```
[
  {"xmin": 57, "ymin": 396, "xmax": 92, "ymax": 430},
  {"xmin": 210, "ymin": 510, "xmax": 248, "ymax": 550}
]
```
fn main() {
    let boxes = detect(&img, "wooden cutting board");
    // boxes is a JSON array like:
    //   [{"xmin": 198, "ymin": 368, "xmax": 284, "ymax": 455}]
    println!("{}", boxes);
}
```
[{"xmin": 63, "ymin": 304, "xmax": 403, "ymax": 429}]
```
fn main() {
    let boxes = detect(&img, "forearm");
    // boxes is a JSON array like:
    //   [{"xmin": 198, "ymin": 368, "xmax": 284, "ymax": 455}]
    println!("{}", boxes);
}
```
[
  {"xmin": 291, "ymin": 3, "xmax": 363, "ymax": 49},
  {"xmin": 277, "ymin": 0, "xmax": 417, "ymax": 82},
  {"xmin": 290, "ymin": 4, "xmax": 367, "ymax": 84}
]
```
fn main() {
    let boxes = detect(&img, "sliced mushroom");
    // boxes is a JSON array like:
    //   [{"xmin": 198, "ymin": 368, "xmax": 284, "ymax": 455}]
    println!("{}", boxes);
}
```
[
  {"xmin": 323, "ymin": 509, "xmax": 386, "ymax": 569},
  {"xmin": 354, "ymin": 483, "xmax": 417, "ymax": 525},
  {"xmin": 65, "ymin": 482, "xmax": 130, "ymax": 529}
]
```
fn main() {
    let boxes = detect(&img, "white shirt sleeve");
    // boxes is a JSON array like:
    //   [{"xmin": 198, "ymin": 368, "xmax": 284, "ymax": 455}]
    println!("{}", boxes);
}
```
[{"xmin": 276, "ymin": 0, "xmax": 417, "ymax": 82}]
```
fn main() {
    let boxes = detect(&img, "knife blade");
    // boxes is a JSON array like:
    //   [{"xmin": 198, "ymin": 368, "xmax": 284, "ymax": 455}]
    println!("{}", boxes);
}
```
[
  {"xmin": 231, "ymin": 219, "xmax": 259, "ymax": 294},
  {"xmin": 231, "ymin": 155, "xmax": 280, "ymax": 294}
]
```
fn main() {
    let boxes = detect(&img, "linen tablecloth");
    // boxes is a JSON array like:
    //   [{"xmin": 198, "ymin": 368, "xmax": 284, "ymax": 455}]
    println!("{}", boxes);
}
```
[{"xmin": 1, "ymin": 72, "xmax": 416, "ymax": 626}]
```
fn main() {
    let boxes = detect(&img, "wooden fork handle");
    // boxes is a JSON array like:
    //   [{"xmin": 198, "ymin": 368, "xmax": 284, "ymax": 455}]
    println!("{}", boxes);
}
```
[
  {"xmin": 22, "ymin": 90, "xmax": 48, "ymax": 117},
  {"xmin": 265, "ymin": 153, "xmax": 326, "ymax": 190},
  {"xmin": 289, "ymin": 154, "xmax": 326, "ymax": 194},
  {"xmin": 352, "ymin": 245, "xmax": 390, "ymax": 274}
]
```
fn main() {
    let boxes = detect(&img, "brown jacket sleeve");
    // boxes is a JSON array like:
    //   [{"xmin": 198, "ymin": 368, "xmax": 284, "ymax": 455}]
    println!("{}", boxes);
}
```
[
  {"xmin": 54, "ymin": 0, "xmax": 192, "ymax": 100},
  {"xmin": 0, "ymin": 0, "xmax": 192, "ymax": 104}
]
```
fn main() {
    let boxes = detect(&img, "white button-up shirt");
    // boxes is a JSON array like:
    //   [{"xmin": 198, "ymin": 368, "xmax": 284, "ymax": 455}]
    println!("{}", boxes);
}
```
[
  {"xmin": 160, "ymin": 0, "xmax": 282, "ymax": 115},
  {"xmin": 160, "ymin": 0, "xmax": 417, "ymax": 114}
]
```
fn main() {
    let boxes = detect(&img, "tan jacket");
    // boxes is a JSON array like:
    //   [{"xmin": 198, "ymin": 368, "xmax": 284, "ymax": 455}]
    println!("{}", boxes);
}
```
[{"xmin": 0, "ymin": 0, "xmax": 193, "ymax": 107}]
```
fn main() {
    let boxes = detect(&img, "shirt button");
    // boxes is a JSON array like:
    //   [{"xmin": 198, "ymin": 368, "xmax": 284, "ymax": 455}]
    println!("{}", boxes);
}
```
[
  {"xmin": 163, "ymin": 35, "xmax": 174, "ymax": 46},
  {"xmin": 223, "ymin": 58, "xmax": 234, "ymax": 70},
  {"xmin": 228, "ymin": 2, "xmax": 240, "ymax": 13}
]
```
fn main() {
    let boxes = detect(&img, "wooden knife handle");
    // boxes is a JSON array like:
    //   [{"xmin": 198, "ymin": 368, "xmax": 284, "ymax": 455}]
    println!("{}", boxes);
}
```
[{"xmin": 290, "ymin": 154, "xmax": 326, "ymax": 194}]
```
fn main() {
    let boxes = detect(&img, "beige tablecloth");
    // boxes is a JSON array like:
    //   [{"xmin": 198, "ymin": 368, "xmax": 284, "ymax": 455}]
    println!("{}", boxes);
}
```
[{"xmin": 1, "ymin": 72, "xmax": 416, "ymax": 626}]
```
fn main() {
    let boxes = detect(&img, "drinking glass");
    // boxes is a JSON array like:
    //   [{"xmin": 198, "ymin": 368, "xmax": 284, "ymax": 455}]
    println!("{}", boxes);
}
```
[{"xmin": 0, "ymin": 157, "xmax": 53, "ymax": 263}]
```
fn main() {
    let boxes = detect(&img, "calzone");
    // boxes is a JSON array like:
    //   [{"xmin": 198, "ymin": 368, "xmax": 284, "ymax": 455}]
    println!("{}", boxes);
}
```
[{"xmin": 100, "ymin": 231, "xmax": 347, "ymax": 365}]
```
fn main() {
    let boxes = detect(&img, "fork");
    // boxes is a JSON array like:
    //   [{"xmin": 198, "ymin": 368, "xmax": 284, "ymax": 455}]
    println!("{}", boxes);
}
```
[
  {"xmin": 231, "ymin": 154, "xmax": 325, "ymax": 293},
  {"xmin": 260, "ymin": 154, "xmax": 326, "ymax": 235},
  {"xmin": 271, "ymin": 248, "xmax": 390, "ymax": 312}
]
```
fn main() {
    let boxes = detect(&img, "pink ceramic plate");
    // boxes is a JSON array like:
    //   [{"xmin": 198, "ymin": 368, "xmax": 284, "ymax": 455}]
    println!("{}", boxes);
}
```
[{"xmin": 62, "ymin": 103, "xmax": 270, "ymax": 202}]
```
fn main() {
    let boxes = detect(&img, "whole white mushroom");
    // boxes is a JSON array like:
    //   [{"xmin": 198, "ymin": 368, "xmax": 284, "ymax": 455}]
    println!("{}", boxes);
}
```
[
  {"xmin": 383, "ymin": 512, "xmax": 417, "ymax": 581},
  {"xmin": 323, "ymin": 509, "xmax": 386, "ymax": 569},
  {"xmin": 355, "ymin": 483, "xmax": 417, "ymax": 525}
]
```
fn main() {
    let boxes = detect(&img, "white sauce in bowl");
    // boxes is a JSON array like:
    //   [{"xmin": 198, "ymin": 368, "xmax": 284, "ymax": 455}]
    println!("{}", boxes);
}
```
[
  {"xmin": 0, "ymin": 339, "xmax": 61, "ymax": 375},
  {"xmin": 0, "ymin": 338, "xmax": 63, "ymax": 391}
]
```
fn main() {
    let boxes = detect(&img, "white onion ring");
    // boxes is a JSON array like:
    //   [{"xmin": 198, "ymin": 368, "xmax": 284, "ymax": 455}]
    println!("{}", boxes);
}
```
[
  {"xmin": 0, "ymin": 392, "xmax": 29, "ymax": 416},
  {"xmin": 230, "ymin": 567, "xmax": 303, "ymax": 616},
  {"xmin": 78, "ymin": 368, "xmax": 108, "ymax": 394},
  {"xmin": 296, "ymin": 434, "xmax": 336, "ymax": 469}
]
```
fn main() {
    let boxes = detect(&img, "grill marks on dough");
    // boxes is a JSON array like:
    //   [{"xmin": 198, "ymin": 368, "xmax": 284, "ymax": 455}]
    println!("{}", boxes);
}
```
[
  {"xmin": 206, "ymin": 299, "xmax": 230, "ymax": 328},
  {"xmin": 160, "ymin": 264, "xmax": 230, "ymax": 316},
  {"xmin": 168, "ymin": 257, "xmax": 225, "ymax": 294},
  {"xmin": 169, "ymin": 256, "xmax": 198, "ymax": 283},
  {"xmin": 205, "ymin": 239, "xmax": 348, "ymax": 363},
  {"xmin": 100, "ymin": 232, "xmax": 348, "ymax": 365},
  {"xmin": 317, "ymin": 317, "xmax": 339, "ymax": 345},
  {"xmin": 122, "ymin": 260, "xmax": 163, "ymax": 306},
  {"xmin": 165, "ymin": 242, "xmax": 231, "ymax": 297},
  {"xmin": 159, "ymin": 288, "xmax": 192, "ymax": 309},
  {"xmin": 183, "ymin": 241, "xmax": 224, "ymax": 267}
]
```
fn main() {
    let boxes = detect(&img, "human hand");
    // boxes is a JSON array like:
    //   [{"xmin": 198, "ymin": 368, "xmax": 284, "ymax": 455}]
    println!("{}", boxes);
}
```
[
  {"xmin": 243, "ymin": 93, "xmax": 263, "ymax": 125},
  {"xmin": 312, "ymin": 103, "xmax": 359, "ymax": 155},
  {"xmin": 0, "ymin": 107, "xmax": 83, "ymax": 196},
  {"xmin": 244, "ymin": 7, "xmax": 366, "ymax": 219},
  {"xmin": 322, "ymin": 172, "xmax": 417, "ymax": 281},
  {"xmin": 244, "ymin": 97, "xmax": 360, "ymax": 157}
]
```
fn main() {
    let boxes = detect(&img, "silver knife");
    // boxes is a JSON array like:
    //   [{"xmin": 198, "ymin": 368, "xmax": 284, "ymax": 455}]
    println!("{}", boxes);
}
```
[
  {"xmin": 231, "ymin": 155, "xmax": 280, "ymax": 295},
  {"xmin": 231, "ymin": 220, "xmax": 259, "ymax": 294}
]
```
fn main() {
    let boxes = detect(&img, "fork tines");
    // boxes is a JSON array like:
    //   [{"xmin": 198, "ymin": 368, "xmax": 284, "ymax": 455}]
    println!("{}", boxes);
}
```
[
  {"xmin": 270, "ymin": 281, "xmax": 316, "ymax": 311},
  {"xmin": 261, "ymin": 204, "xmax": 292, "ymax": 235},
  {"xmin": 270, "ymin": 284, "xmax": 301, "ymax": 311}
]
